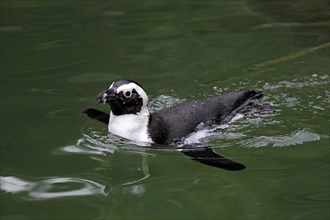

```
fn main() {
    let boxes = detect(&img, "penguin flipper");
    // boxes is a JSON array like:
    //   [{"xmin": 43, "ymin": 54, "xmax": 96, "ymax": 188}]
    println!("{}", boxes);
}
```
[
  {"xmin": 82, "ymin": 108, "xmax": 109, "ymax": 125},
  {"xmin": 181, "ymin": 145, "xmax": 246, "ymax": 171}
]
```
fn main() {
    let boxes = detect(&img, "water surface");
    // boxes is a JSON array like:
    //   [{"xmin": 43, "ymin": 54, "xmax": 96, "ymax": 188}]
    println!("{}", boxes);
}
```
[{"xmin": 1, "ymin": 1, "xmax": 329, "ymax": 219}]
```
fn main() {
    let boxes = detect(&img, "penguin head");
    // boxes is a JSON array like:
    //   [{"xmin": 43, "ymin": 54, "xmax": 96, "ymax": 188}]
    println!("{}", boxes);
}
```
[{"xmin": 97, "ymin": 80, "xmax": 149, "ymax": 116}]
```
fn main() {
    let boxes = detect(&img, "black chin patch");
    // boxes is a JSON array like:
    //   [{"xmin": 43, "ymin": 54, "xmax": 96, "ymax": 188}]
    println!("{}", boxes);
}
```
[{"xmin": 109, "ymin": 89, "xmax": 143, "ymax": 115}]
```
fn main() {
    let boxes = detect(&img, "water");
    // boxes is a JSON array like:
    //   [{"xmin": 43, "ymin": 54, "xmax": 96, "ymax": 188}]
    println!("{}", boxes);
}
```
[{"xmin": 1, "ymin": 0, "xmax": 329, "ymax": 219}]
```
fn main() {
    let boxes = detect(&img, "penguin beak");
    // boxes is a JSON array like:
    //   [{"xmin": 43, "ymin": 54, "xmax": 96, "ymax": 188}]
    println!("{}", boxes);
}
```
[{"xmin": 97, "ymin": 89, "xmax": 117, "ymax": 104}]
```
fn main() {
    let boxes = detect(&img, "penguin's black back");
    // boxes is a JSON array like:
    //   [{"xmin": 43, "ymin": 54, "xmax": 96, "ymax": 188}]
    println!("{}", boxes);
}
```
[{"xmin": 148, "ymin": 91, "xmax": 262, "ymax": 144}]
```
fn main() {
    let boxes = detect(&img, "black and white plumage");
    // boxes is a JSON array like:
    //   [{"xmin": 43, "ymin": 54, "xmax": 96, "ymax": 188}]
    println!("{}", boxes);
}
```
[{"xmin": 83, "ymin": 79, "xmax": 264, "ymax": 171}]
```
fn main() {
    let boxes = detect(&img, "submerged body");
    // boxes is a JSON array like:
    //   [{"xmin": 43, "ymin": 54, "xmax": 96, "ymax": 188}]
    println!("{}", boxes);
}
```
[{"xmin": 83, "ymin": 79, "xmax": 264, "ymax": 171}]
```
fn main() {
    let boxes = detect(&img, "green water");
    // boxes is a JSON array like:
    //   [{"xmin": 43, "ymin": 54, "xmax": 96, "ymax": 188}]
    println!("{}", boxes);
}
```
[{"xmin": 0, "ymin": 1, "xmax": 329, "ymax": 220}]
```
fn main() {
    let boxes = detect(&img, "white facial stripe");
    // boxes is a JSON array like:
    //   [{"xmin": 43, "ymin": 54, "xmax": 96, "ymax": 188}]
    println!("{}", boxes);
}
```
[
  {"xmin": 116, "ymin": 83, "xmax": 139, "ymax": 93},
  {"xmin": 108, "ymin": 82, "xmax": 114, "ymax": 89}
]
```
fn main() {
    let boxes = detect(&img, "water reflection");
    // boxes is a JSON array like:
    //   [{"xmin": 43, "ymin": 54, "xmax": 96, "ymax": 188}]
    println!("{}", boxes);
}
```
[
  {"xmin": 123, "ymin": 184, "xmax": 146, "ymax": 196},
  {"xmin": 0, "ymin": 176, "xmax": 33, "ymax": 193},
  {"xmin": 60, "ymin": 131, "xmax": 153, "ymax": 186},
  {"xmin": 29, "ymin": 177, "xmax": 108, "ymax": 199},
  {"xmin": 60, "ymin": 133, "xmax": 117, "ymax": 155},
  {"xmin": 0, "ymin": 176, "xmax": 107, "ymax": 199},
  {"xmin": 0, "ymin": 131, "xmax": 154, "ymax": 200}
]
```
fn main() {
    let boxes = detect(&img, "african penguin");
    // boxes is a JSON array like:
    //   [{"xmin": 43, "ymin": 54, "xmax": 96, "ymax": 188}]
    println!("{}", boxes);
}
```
[{"xmin": 83, "ymin": 79, "xmax": 264, "ymax": 171}]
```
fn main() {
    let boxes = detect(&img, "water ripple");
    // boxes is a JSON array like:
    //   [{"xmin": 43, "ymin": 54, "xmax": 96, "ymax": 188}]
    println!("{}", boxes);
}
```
[
  {"xmin": 59, "ymin": 129, "xmax": 158, "ymax": 156},
  {"xmin": 69, "ymin": 72, "xmax": 121, "ymax": 83},
  {"xmin": 9, "ymin": 60, "xmax": 89, "ymax": 79},
  {"xmin": 262, "ymin": 74, "xmax": 329, "ymax": 90},
  {"xmin": 46, "ymin": 107, "xmax": 76, "ymax": 119},
  {"xmin": 251, "ymin": 162, "xmax": 328, "ymax": 181},
  {"xmin": 0, "ymin": 176, "xmax": 108, "ymax": 200},
  {"xmin": 241, "ymin": 129, "xmax": 320, "ymax": 148},
  {"xmin": 59, "ymin": 132, "xmax": 117, "ymax": 155},
  {"xmin": 275, "ymin": 188, "xmax": 330, "ymax": 206}
]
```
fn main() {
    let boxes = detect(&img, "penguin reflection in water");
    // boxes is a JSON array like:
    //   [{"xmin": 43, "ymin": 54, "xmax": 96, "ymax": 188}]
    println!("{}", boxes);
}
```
[{"xmin": 83, "ymin": 79, "xmax": 264, "ymax": 171}]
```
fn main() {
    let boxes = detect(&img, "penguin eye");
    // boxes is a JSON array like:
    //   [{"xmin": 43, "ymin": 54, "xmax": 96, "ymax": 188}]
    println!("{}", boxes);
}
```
[{"xmin": 124, "ymin": 91, "xmax": 132, "ymax": 97}]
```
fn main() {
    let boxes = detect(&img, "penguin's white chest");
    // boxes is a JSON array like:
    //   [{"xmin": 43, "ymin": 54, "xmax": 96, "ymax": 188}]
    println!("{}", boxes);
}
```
[{"xmin": 108, "ymin": 113, "xmax": 153, "ymax": 143}]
